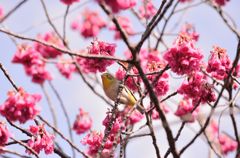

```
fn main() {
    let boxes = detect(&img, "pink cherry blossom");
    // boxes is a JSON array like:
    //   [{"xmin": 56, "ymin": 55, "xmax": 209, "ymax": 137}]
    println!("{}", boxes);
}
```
[
  {"xmin": 71, "ymin": 9, "xmax": 106, "ymax": 38},
  {"xmin": 127, "ymin": 109, "xmax": 144, "ymax": 124},
  {"xmin": 151, "ymin": 103, "xmax": 169, "ymax": 120},
  {"xmin": 207, "ymin": 120, "xmax": 237, "ymax": 155},
  {"xmin": 12, "ymin": 44, "xmax": 41, "ymax": 67},
  {"xmin": 178, "ymin": 0, "xmax": 192, "ymax": 3},
  {"xmin": 207, "ymin": 120, "xmax": 219, "ymax": 140},
  {"xmin": 200, "ymin": 82, "xmax": 216, "ymax": 103},
  {"xmin": 180, "ymin": 23, "xmax": 199, "ymax": 42},
  {"xmin": 147, "ymin": 74, "xmax": 169, "ymax": 97},
  {"xmin": 26, "ymin": 124, "xmax": 54, "ymax": 155},
  {"xmin": 178, "ymin": 72, "xmax": 216, "ymax": 103},
  {"xmin": 0, "ymin": 122, "xmax": 10, "ymax": 147},
  {"xmin": 174, "ymin": 98, "xmax": 199, "ymax": 122},
  {"xmin": 102, "ymin": 113, "xmax": 122, "ymax": 134},
  {"xmin": 115, "ymin": 67, "xmax": 140, "ymax": 92},
  {"xmin": 233, "ymin": 64, "xmax": 240, "ymax": 78},
  {"xmin": 127, "ymin": 49, "xmax": 170, "ymax": 96},
  {"xmin": 124, "ymin": 49, "xmax": 148, "ymax": 64},
  {"xmin": 12, "ymin": 44, "xmax": 52, "ymax": 84},
  {"xmin": 73, "ymin": 108, "xmax": 92, "ymax": 134},
  {"xmin": 142, "ymin": 50, "xmax": 164, "ymax": 70},
  {"xmin": 233, "ymin": 64, "xmax": 240, "ymax": 89},
  {"xmin": 79, "ymin": 40, "xmax": 116, "ymax": 73},
  {"xmin": 81, "ymin": 131, "xmax": 114, "ymax": 157},
  {"xmin": 25, "ymin": 62, "xmax": 53, "ymax": 84},
  {"xmin": 0, "ymin": 6, "xmax": 4, "ymax": 19},
  {"xmin": 139, "ymin": 0, "xmax": 157, "ymax": 19},
  {"xmin": 164, "ymin": 34, "xmax": 203, "ymax": 75},
  {"xmin": 71, "ymin": 20, "xmax": 79, "ymax": 30},
  {"xmin": 34, "ymin": 32, "xmax": 64, "ymax": 59},
  {"xmin": 56, "ymin": 57, "xmax": 76, "ymax": 79},
  {"xmin": 206, "ymin": 46, "xmax": 232, "ymax": 80},
  {"xmin": 109, "ymin": 16, "xmax": 135, "ymax": 39},
  {"xmin": 218, "ymin": 134, "xmax": 238, "ymax": 155},
  {"xmin": 0, "ymin": 87, "xmax": 41, "ymax": 124},
  {"xmin": 60, "ymin": 0, "xmax": 80, "ymax": 5},
  {"xmin": 97, "ymin": 0, "xmax": 136, "ymax": 13},
  {"xmin": 178, "ymin": 72, "xmax": 203, "ymax": 99},
  {"xmin": 212, "ymin": 0, "xmax": 230, "ymax": 6},
  {"xmin": 144, "ymin": 50, "xmax": 169, "ymax": 97}
]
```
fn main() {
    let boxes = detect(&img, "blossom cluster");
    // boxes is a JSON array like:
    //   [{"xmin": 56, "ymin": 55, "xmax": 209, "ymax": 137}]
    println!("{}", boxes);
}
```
[
  {"xmin": 206, "ymin": 46, "xmax": 232, "ymax": 80},
  {"xmin": 12, "ymin": 31, "xmax": 65, "ymax": 84},
  {"xmin": 178, "ymin": 72, "xmax": 216, "ymax": 104},
  {"xmin": 164, "ymin": 33, "xmax": 203, "ymax": 75},
  {"xmin": 213, "ymin": 0, "xmax": 230, "ymax": 6},
  {"xmin": 109, "ymin": 16, "xmax": 135, "ymax": 39},
  {"xmin": 145, "ymin": 51, "xmax": 169, "ymax": 97},
  {"xmin": 179, "ymin": 23, "xmax": 199, "ymax": 42},
  {"xmin": 97, "ymin": 0, "xmax": 136, "ymax": 13},
  {"xmin": 77, "ymin": 40, "xmax": 116, "ymax": 73},
  {"xmin": 138, "ymin": 0, "xmax": 157, "ymax": 19},
  {"xmin": 207, "ymin": 121, "xmax": 237, "ymax": 155},
  {"xmin": 0, "ymin": 122, "xmax": 10, "ymax": 148},
  {"xmin": 161, "ymin": 26, "xmax": 221, "ymax": 122},
  {"xmin": 34, "ymin": 32, "xmax": 64, "ymax": 59},
  {"xmin": 82, "ymin": 109, "xmax": 143, "ymax": 157},
  {"xmin": 174, "ymin": 97, "xmax": 199, "ymax": 122},
  {"xmin": 26, "ymin": 124, "xmax": 55, "ymax": 155},
  {"xmin": 151, "ymin": 103, "xmax": 170, "ymax": 120},
  {"xmin": 56, "ymin": 57, "xmax": 76, "ymax": 79},
  {"xmin": 0, "ymin": 87, "xmax": 41, "ymax": 124},
  {"xmin": 73, "ymin": 108, "xmax": 92, "ymax": 134},
  {"xmin": 121, "ymin": 49, "xmax": 170, "ymax": 97},
  {"xmin": 115, "ymin": 67, "xmax": 140, "ymax": 92},
  {"xmin": 12, "ymin": 44, "xmax": 52, "ymax": 84},
  {"xmin": 81, "ymin": 131, "xmax": 112, "ymax": 157},
  {"xmin": 71, "ymin": 9, "xmax": 106, "ymax": 38},
  {"xmin": 0, "ymin": 6, "xmax": 3, "ymax": 19},
  {"xmin": 13, "ymin": 32, "xmax": 118, "ymax": 82},
  {"xmin": 60, "ymin": 0, "xmax": 80, "ymax": 5}
]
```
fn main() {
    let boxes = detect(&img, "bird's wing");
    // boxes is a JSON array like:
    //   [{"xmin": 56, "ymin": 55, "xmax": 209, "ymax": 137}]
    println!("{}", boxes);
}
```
[{"xmin": 121, "ymin": 84, "xmax": 137, "ymax": 106}]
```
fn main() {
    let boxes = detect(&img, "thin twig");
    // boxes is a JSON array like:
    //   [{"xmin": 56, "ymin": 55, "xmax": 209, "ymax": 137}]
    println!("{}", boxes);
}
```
[
  {"xmin": 63, "ymin": 6, "xmax": 70, "ymax": 43},
  {"xmin": 0, "ymin": 0, "xmax": 28, "ymax": 23},
  {"xmin": 99, "ymin": 3, "xmax": 134, "ymax": 53},
  {"xmin": 0, "ymin": 62, "xmax": 19, "ymax": 91},
  {"xmin": 40, "ymin": 0, "xmax": 64, "ymax": 43},
  {"xmin": 136, "ymin": 0, "xmax": 174, "ymax": 53},
  {"xmin": 10, "ymin": 137, "xmax": 39, "ymax": 158},
  {"xmin": 0, "ymin": 148, "xmax": 31, "ymax": 158},
  {"xmin": 228, "ymin": 80, "xmax": 240, "ymax": 157},
  {"xmin": 41, "ymin": 84, "xmax": 58, "ymax": 135},
  {"xmin": 134, "ymin": 62, "xmax": 179, "ymax": 158},
  {"xmin": 209, "ymin": 3, "xmax": 240, "ymax": 39},
  {"xmin": 48, "ymin": 81, "xmax": 75, "ymax": 158},
  {"xmin": 145, "ymin": 112, "xmax": 161, "ymax": 158},
  {"xmin": 155, "ymin": 1, "xmax": 179, "ymax": 50},
  {"xmin": 0, "ymin": 28, "xmax": 128, "ymax": 62}
]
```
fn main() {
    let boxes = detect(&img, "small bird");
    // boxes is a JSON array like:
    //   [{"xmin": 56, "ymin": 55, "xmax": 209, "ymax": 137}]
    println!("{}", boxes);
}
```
[{"xmin": 101, "ymin": 72, "xmax": 144, "ymax": 114}]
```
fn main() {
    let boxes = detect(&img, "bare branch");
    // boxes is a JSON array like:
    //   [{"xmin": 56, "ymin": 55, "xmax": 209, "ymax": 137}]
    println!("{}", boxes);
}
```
[
  {"xmin": 0, "ymin": 28, "xmax": 128, "ymax": 62},
  {"xmin": 0, "ymin": 0, "xmax": 28, "ymax": 23}
]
